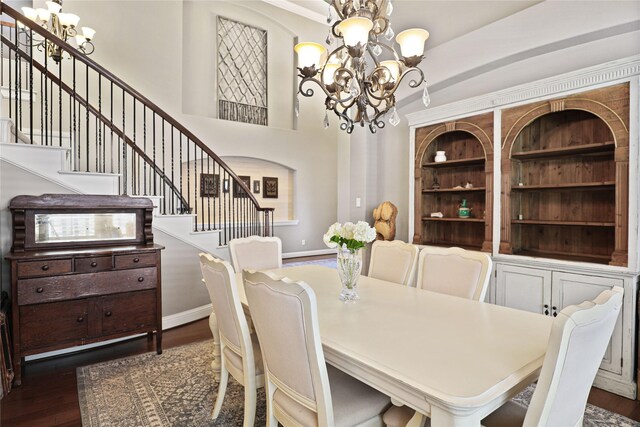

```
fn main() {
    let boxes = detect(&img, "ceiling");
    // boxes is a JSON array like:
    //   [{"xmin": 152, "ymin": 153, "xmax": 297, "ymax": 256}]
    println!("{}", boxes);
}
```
[{"xmin": 287, "ymin": 0, "xmax": 542, "ymax": 49}]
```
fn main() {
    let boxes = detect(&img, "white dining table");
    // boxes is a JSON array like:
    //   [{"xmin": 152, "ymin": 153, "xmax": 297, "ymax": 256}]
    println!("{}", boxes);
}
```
[{"xmin": 223, "ymin": 265, "xmax": 553, "ymax": 426}]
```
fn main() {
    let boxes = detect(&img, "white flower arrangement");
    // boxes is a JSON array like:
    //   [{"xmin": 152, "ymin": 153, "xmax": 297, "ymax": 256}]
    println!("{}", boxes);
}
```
[{"xmin": 323, "ymin": 221, "xmax": 377, "ymax": 252}]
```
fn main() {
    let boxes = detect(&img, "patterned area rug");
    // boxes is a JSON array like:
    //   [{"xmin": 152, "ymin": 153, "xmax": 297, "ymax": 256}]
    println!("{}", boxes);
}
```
[
  {"xmin": 77, "ymin": 339, "xmax": 639, "ymax": 427},
  {"xmin": 283, "ymin": 257, "xmax": 337, "ymax": 269}
]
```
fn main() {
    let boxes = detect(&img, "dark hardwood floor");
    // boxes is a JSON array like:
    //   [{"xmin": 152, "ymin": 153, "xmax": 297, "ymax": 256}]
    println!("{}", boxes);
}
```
[{"xmin": 2, "ymin": 254, "xmax": 639, "ymax": 426}]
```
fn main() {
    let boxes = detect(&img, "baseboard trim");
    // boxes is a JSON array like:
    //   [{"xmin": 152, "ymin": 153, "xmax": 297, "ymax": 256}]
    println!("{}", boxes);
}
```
[
  {"xmin": 283, "ymin": 248, "xmax": 336, "ymax": 259},
  {"xmin": 25, "ymin": 304, "xmax": 212, "ymax": 362}
]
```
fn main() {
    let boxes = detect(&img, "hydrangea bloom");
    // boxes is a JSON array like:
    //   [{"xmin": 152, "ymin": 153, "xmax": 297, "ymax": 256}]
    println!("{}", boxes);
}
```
[{"xmin": 323, "ymin": 220, "xmax": 376, "ymax": 252}]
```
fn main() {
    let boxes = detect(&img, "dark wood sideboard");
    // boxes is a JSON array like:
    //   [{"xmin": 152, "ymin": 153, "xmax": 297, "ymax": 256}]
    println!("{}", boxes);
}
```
[{"xmin": 5, "ymin": 194, "xmax": 164, "ymax": 385}]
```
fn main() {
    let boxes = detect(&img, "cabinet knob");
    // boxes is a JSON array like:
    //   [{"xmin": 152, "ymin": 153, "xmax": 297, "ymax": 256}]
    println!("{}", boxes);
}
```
[
  {"xmin": 105, "ymin": 311, "xmax": 112, "ymax": 317},
  {"xmin": 36, "ymin": 287, "xmax": 44, "ymax": 293},
  {"xmin": 138, "ymin": 277, "xmax": 144, "ymax": 282},
  {"xmin": 41, "ymin": 265, "xmax": 49, "ymax": 271},
  {"xmin": 77, "ymin": 316, "xmax": 84, "ymax": 322},
  {"xmin": 552, "ymin": 306, "xmax": 558, "ymax": 317},
  {"xmin": 133, "ymin": 257, "xmax": 140, "ymax": 263},
  {"xmin": 91, "ymin": 261, "xmax": 98, "ymax": 267}
]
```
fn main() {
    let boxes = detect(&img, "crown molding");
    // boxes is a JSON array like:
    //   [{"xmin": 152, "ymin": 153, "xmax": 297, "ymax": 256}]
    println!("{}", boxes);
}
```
[
  {"xmin": 259, "ymin": 0, "xmax": 327, "ymax": 24},
  {"xmin": 407, "ymin": 55, "xmax": 640, "ymax": 127}
]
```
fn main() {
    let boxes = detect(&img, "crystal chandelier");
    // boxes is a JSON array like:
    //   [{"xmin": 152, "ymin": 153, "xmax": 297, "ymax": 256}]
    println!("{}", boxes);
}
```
[
  {"xmin": 294, "ymin": 0, "xmax": 430, "ymax": 133},
  {"xmin": 19, "ymin": 0, "xmax": 96, "ymax": 63}
]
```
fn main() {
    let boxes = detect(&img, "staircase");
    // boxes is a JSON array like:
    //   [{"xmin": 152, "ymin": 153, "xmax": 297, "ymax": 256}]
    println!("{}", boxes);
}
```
[{"xmin": 0, "ymin": 3, "xmax": 274, "ymax": 254}]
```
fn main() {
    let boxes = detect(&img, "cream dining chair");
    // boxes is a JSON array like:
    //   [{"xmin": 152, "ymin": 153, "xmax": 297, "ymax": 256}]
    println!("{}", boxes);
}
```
[
  {"xmin": 368, "ymin": 240, "xmax": 420, "ymax": 286},
  {"xmin": 384, "ymin": 287, "xmax": 624, "ymax": 427},
  {"xmin": 483, "ymin": 286, "xmax": 624, "ymax": 427},
  {"xmin": 228, "ymin": 235, "xmax": 282, "ymax": 273},
  {"xmin": 415, "ymin": 246, "xmax": 492, "ymax": 301},
  {"xmin": 243, "ymin": 269, "xmax": 391, "ymax": 427},
  {"xmin": 199, "ymin": 253, "xmax": 265, "ymax": 427}
]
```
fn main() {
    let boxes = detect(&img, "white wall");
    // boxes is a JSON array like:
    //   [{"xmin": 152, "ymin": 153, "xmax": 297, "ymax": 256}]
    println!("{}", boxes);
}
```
[
  {"xmin": 364, "ymin": 1, "xmax": 640, "ymax": 242},
  {"xmin": 59, "ymin": 0, "xmax": 341, "ymax": 254}
]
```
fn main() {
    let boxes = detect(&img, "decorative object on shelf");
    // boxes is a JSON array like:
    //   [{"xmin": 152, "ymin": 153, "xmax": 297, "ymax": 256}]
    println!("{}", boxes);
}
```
[
  {"xmin": 518, "ymin": 214, "xmax": 524, "ymax": 220},
  {"xmin": 431, "ymin": 177, "xmax": 440, "ymax": 189},
  {"xmin": 253, "ymin": 180, "xmax": 260, "ymax": 194},
  {"xmin": 372, "ymin": 201, "xmax": 397, "ymax": 240},
  {"xmin": 430, "ymin": 212, "xmax": 443, "ymax": 218},
  {"xmin": 464, "ymin": 181, "xmax": 473, "ymax": 189},
  {"xmin": 200, "ymin": 174, "xmax": 219, "ymax": 198},
  {"xmin": 518, "ymin": 182, "xmax": 524, "ymax": 186},
  {"xmin": 457, "ymin": 199, "xmax": 471, "ymax": 218},
  {"xmin": 19, "ymin": 0, "xmax": 96, "ymax": 63},
  {"xmin": 294, "ymin": 0, "xmax": 430, "ymax": 134},
  {"xmin": 263, "ymin": 176, "xmax": 279, "ymax": 198},
  {"xmin": 323, "ymin": 221, "xmax": 376, "ymax": 302},
  {"xmin": 434, "ymin": 150, "xmax": 447, "ymax": 163}
]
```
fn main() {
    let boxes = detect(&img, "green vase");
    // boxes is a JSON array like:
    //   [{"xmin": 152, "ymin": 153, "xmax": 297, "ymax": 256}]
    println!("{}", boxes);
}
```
[{"xmin": 458, "ymin": 199, "xmax": 471, "ymax": 218}]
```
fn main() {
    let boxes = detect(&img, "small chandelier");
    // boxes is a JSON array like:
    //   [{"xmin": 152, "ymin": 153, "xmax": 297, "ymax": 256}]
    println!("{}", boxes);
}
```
[
  {"xmin": 294, "ymin": 0, "xmax": 430, "ymax": 133},
  {"xmin": 19, "ymin": 0, "xmax": 96, "ymax": 63}
]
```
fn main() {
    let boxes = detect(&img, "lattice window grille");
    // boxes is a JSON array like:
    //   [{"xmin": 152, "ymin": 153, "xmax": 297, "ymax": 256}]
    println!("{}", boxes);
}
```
[{"xmin": 217, "ymin": 16, "xmax": 268, "ymax": 126}]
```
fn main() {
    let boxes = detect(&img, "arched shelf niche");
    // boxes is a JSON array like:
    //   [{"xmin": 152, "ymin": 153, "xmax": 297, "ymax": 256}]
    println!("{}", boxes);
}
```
[
  {"xmin": 499, "ymin": 83, "xmax": 629, "ymax": 266},
  {"xmin": 413, "ymin": 112, "xmax": 494, "ymax": 252}
]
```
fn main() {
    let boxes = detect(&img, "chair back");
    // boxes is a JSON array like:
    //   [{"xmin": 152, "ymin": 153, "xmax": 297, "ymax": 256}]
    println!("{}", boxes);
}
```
[
  {"xmin": 368, "ymin": 240, "xmax": 419, "ymax": 286},
  {"xmin": 416, "ymin": 246, "xmax": 492, "ymax": 301},
  {"xmin": 524, "ymin": 286, "xmax": 623, "ymax": 427},
  {"xmin": 229, "ymin": 236, "xmax": 282, "ymax": 272},
  {"xmin": 243, "ymin": 270, "xmax": 333, "ymax": 425},
  {"xmin": 199, "ymin": 253, "xmax": 252, "ymax": 358}
]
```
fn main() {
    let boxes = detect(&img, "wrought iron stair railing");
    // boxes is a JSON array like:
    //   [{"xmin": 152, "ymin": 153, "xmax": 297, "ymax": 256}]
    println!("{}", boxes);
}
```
[{"xmin": 0, "ymin": 4, "xmax": 274, "ymax": 245}]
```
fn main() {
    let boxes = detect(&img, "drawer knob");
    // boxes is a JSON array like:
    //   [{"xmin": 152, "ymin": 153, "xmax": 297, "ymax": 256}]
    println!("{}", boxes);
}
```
[
  {"xmin": 41, "ymin": 265, "xmax": 49, "ymax": 271},
  {"xmin": 36, "ymin": 287, "xmax": 44, "ymax": 293},
  {"xmin": 133, "ymin": 258, "xmax": 140, "ymax": 263},
  {"xmin": 77, "ymin": 316, "xmax": 84, "ymax": 322},
  {"xmin": 105, "ymin": 311, "xmax": 112, "ymax": 317},
  {"xmin": 91, "ymin": 261, "xmax": 98, "ymax": 267},
  {"xmin": 138, "ymin": 277, "xmax": 144, "ymax": 282}
]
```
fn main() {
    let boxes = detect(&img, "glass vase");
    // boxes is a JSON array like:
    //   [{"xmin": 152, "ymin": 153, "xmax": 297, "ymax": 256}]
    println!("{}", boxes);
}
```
[{"xmin": 337, "ymin": 248, "xmax": 362, "ymax": 302}]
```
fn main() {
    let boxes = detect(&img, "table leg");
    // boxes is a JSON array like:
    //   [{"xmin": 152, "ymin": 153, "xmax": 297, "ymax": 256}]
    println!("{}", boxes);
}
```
[
  {"xmin": 429, "ymin": 406, "xmax": 481, "ymax": 427},
  {"xmin": 209, "ymin": 312, "xmax": 221, "ymax": 382}
]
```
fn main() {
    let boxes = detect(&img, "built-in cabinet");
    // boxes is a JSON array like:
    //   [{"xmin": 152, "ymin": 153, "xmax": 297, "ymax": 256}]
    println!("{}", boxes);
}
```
[{"xmin": 408, "ymin": 62, "xmax": 640, "ymax": 399}]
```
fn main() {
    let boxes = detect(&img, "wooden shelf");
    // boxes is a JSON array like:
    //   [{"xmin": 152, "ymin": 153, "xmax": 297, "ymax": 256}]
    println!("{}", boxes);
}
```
[
  {"xmin": 511, "ymin": 182, "xmax": 615, "ymax": 191},
  {"xmin": 422, "ymin": 156, "xmax": 485, "ymax": 168},
  {"xmin": 513, "ymin": 249, "xmax": 611, "ymax": 264},
  {"xmin": 422, "ymin": 187, "xmax": 486, "ymax": 194},
  {"xmin": 423, "ymin": 217, "xmax": 485, "ymax": 223},
  {"xmin": 512, "ymin": 219, "xmax": 615, "ymax": 227},
  {"xmin": 511, "ymin": 141, "xmax": 614, "ymax": 160}
]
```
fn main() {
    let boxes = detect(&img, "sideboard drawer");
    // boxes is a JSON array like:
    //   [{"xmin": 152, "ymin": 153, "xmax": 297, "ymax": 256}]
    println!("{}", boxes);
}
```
[
  {"xmin": 17, "ymin": 259, "xmax": 72, "ymax": 278},
  {"xmin": 20, "ymin": 299, "xmax": 88, "ymax": 351},
  {"xmin": 76, "ymin": 256, "xmax": 113, "ymax": 273},
  {"xmin": 17, "ymin": 267, "xmax": 157, "ymax": 305},
  {"xmin": 114, "ymin": 253, "xmax": 156, "ymax": 269}
]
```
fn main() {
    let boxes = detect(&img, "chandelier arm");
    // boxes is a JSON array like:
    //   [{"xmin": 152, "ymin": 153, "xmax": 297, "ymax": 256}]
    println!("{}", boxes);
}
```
[
  {"xmin": 17, "ymin": 29, "xmax": 45, "ymax": 49},
  {"xmin": 366, "ymin": 66, "xmax": 424, "ymax": 102},
  {"xmin": 299, "ymin": 76, "xmax": 357, "ymax": 106},
  {"xmin": 331, "ymin": 0, "xmax": 345, "ymax": 20}
]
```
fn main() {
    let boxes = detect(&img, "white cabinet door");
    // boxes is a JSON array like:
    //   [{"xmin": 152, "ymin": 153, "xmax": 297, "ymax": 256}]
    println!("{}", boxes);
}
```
[
  {"xmin": 551, "ymin": 272, "xmax": 624, "ymax": 375},
  {"xmin": 496, "ymin": 264, "xmax": 552, "ymax": 314}
]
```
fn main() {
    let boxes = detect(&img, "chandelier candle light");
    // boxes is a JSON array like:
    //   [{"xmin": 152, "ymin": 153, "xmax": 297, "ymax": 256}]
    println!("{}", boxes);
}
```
[
  {"xmin": 294, "ymin": 0, "xmax": 430, "ymax": 133},
  {"xmin": 20, "ymin": 0, "xmax": 95, "ymax": 63},
  {"xmin": 324, "ymin": 221, "xmax": 377, "ymax": 302}
]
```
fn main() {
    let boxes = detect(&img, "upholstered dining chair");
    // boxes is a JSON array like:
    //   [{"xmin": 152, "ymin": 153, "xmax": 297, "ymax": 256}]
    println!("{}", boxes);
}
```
[
  {"xmin": 368, "ymin": 240, "xmax": 420, "ymax": 286},
  {"xmin": 228, "ymin": 235, "xmax": 282, "ymax": 273},
  {"xmin": 384, "ymin": 287, "xmax": 624, "ymax": 427},
  {"xmin": 415, "ymin": 246, "xmax": 492, "ymax": 301},
  {"xmin": 243, "ymin": 269, "xmax": 391, "ymax": 427},
  {"xmin": 199, "ymin": 253, "xmax": 265, "ymax": 427}
]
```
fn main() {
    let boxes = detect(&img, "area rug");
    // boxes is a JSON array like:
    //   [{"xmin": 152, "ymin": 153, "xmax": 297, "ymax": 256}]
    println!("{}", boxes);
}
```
[
  {"xmin": 78, "ymin": 339, "xmax": 640, "ymax": 427},
  {"xmin": 283, "ymin": 257, "xmax": 337, "ymax": 269}
]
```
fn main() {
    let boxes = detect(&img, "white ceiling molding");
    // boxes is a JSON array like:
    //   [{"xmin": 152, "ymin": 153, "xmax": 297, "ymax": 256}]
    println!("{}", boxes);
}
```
[
  {"xmin": 259, "ymin": 0, "xmax": 327, "ymax": 24},
  {"xmin": 406, "ymin": 55, "xmax": 640, "ymax": 127}
]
